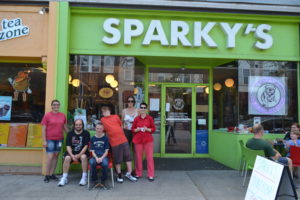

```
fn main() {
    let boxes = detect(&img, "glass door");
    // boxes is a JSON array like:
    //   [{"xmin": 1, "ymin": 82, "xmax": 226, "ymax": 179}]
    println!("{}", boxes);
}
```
[{"xmin": 162, "ymin": 86, "xmax": 194, "ymax": 156}]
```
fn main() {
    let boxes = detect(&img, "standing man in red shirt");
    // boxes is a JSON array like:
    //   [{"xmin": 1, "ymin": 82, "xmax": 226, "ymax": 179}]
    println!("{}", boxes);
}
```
[
  {"xmin": 100, "ymin": 105, "xmax": 137, "ymax": 183},
  {"xmin": 41, "ymin": 100, "xmax": 68, "ymax": 183},
  {"xmin": 132, "ymin": 102, "xmax": 156, "ymax": 181}
]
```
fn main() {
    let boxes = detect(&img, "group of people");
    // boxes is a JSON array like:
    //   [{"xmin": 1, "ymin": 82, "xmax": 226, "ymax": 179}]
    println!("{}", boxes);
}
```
[
  {"xmin": 42, "ymin": 97, "xmax": 156, "ymax": 188},
  {"xmin": 246, "ymin": 123, "xmax": 300, "ymax": 178}
]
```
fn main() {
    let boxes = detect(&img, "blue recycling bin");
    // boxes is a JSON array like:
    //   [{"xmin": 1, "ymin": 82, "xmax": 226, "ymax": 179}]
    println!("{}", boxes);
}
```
[{"xmin": 196, "ymin": 130, "xmax": 208, "ymax": 154}]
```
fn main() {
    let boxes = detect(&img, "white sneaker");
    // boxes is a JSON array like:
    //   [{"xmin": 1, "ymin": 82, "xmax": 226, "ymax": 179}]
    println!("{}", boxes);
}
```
[
  {"xmin": 116, "ymin": 175, "xmax": 124, "ymax": 183},
  {"xmin": 58, "ymin": 177, "xmax": 68, "ymax": 187},
  {"xmin": 79, "ymin": 177, "xmax": 87, "ymax": 186},
  {"xmin": 125, "ymin": 172, "xmax": 137, "ymax": 182}
]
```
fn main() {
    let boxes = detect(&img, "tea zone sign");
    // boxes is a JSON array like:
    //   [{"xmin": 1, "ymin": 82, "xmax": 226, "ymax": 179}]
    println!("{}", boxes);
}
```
[
  {"xmin": 0, "ymin": 18, "xmax": 30, "ymax": 41},
  {"xmin": 102, "ymin": 18, "xmax": 273, "ymax": 50}
]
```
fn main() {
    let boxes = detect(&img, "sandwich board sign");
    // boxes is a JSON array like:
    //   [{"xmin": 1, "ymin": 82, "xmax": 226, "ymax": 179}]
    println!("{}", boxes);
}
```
[{"xmin": 245, "ymin": 156, "xmax": 297, "ymax": 200}]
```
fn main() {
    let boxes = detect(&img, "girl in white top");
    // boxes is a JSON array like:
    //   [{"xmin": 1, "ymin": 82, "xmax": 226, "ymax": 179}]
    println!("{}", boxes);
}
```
[{"xmin": 122, "ymin": 96, "xmax": 138, "ymax": 144}]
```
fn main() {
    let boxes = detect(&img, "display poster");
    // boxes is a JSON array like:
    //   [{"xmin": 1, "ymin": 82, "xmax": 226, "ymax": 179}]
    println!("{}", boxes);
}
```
[
  {"xmin": 8, "ymin": 123, "xmax": 28, "ymax": 147},
  {"xmin": 103, "ymin": 56, "xmax": 115, "ymax": 73},
  {"xmin": 253, "ymin": 117, "xmax": 261, "ymax": 126},
  {"xmin": 245, "ymin": 156, "xmax": 284, "ymax": 200},
  {"xmin": 134, "ymin": 87, "xmax": 144, "ymax": 109},
  {"xmin": 166, "ymin": 103, "xmax": 170, "ymax": 112},
  {"xmin": 0, "ymin": 96, "xmax": 12, "ymax": 121},
  {"xmin": 120, "ymin": 57, "xmax": 134, "ymax": 81},
  {"xmin": 198, "ymin": 119, "xmax": 206, "ymax": 125},
  {"xmin": 74, "ymin": 108, "xmax": 87, "ymax": 129},
  {"xmin": 248, "ymin": 76, "xmax": 287, "ymax": 115},
  {"xmin": 149, "ymin": 98, "xmax": 160, "ymax": 111}
]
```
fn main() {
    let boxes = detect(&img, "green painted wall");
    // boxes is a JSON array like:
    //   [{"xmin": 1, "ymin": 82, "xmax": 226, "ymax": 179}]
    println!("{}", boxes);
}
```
[
  {"xmin": 210, "ymin": 131, "xmax": 285, "ymax": 169},
  {"xmin": 69, "ymin": 7, "xmax": 300, "ymax": 61}
]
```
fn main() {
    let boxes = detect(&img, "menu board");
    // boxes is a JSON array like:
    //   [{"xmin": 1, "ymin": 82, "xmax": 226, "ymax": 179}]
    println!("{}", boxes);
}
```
[
  {"xmin": 26, "ymin": 123, "xmax": 43, "ymax": 148},
  {"xmin": 0, "ymin": 123, "xmax": 10, "ymax": 147},
  {"xmin": 7, "ymin": 124, "xmax": 28, "ymax": 147},
  {"xmin": 245, "ymin": 156, "xmax": 284, "ymax": 200}
]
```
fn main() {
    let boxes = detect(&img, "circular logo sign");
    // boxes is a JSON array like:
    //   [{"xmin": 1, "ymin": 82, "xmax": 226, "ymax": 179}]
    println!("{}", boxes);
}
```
[
  {"xmin": 257, "ymin": 83, "xmax": 281, "ymax": 108},
  {"xmin": 249, "ymin": 77, "xmax": 285, "ymax": 114},
  {"xmin": 173, "ymin": 98, "xmax": 184, "ymax": 110}
]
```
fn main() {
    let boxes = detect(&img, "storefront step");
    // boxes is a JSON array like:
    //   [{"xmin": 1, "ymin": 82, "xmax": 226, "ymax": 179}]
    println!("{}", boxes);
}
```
[
  {"xmin": 153, "ymin": 158, "xmax": 232, "ymax": 171},
  {"xmin": 0, "ymin": 166, "xmax": 41, "ymax": 175}
]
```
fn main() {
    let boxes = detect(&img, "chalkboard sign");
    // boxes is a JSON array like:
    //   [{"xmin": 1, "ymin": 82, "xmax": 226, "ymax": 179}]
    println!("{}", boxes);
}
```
[{"xmin": 245, "ymin": 156, "xmax": 297, "ymax": 200}]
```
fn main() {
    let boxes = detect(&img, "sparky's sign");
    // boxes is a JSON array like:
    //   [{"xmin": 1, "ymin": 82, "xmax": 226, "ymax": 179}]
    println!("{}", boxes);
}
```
[{"xmin": 0, "ymin": 18, "xmax": 29, "ymax": 41}]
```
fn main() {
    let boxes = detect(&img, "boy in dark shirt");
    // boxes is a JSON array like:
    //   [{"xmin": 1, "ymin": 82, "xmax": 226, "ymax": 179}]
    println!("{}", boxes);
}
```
[{"xmin": 89, "ymin": 123, "xmax": 110, "ymax": 188}]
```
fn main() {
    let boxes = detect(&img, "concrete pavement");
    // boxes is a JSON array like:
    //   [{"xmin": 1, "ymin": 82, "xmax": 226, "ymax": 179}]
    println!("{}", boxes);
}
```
[{"xmin": 0, "ymin": 170, "xmax": 299, "ymax": 200}]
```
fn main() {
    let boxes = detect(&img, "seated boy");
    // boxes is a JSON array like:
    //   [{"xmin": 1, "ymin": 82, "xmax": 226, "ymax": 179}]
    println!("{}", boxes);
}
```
[
  {"xmin": 89, "ymin": 123, "xmax": 110, "ymax": 188},
  {"xmin": 58, "ymin": 119, "xmax": 90, "ymax": 187},
  {"xmin": 100, "ymin": 105, "xmax": 137, "ymax": 183}
]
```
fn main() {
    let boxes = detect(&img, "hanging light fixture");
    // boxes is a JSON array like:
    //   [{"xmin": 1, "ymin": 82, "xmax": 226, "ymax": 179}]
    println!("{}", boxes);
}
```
[
  {"xmin": 133, "ymin": 87, "xmax": 138, "ymax": 94},
  {"xmin": 69, "ymin": 75, "xmax": 72, "ymax": 84},
  {"xmin": 72, "ymin": 79, "xmax": 80, "ymax": 87},
  {"xmin": 105, "ymin": 74, "xmax": 115, "ymax": 84},
  {"xmin": 205, "ymin": 87, "xmax": 209, "ymax": 94},
  {"xmin": 110, "ymin": 80, "xmax": 118, "ymax": 88},
  {"xmin": 225, "ymin": 78, "xmax": 234, "ymax": 88},
  {"xmin": 213, "ymin": 83, "xmax": 222, "ymax": 91}
]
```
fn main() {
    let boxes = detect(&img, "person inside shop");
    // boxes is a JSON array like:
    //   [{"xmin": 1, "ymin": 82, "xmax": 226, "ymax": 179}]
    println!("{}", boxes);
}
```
[
  {"xmin": 89, "ymin": 123, "xmax": 110, "ymax": 189},
  {"xmin": 58, "ymin": 119, "xmax": 90, "ymax": 187},
  {"xmin": 284, "ymin": 122, "xmax": 300, "ymax": 140},
  {"xmin": 121, "ymin": 96, "xmax": 138, "ymax": 145},
  {"xmin": 41, "ymin": 99, "xmax": 68, "ymax": 183},
  {"xmin": 100, "ymin": 105, "xmax": 137, "ymax": 183},
  {"xmin": 131, "ymin": 102, "xmax": 156, "ymax": 181},
  {"xmin": 246, "ymin": 124, "xmax": 293, "ymax": 178}
]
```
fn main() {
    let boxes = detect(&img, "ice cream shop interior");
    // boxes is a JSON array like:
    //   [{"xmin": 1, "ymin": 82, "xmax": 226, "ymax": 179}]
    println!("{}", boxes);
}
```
[{"xmin": 0, "ymin": 1, "xmax": 299, "ymax": 173}]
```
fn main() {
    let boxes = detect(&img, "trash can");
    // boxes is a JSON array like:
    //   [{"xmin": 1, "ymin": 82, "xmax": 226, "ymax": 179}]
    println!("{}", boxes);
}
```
[{"xmin": 196, "ymin": 130, "xmax": 208, "ymax": 154}]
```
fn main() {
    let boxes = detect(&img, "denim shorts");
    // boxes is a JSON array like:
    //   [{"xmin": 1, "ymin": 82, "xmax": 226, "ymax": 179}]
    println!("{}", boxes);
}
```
[
  {"xmin": 277, "ymin": 157, "xmax": 288, "ymax": 165},
  {"xmin": 46, "ymin": 140, "xmax": 63, "ymax": 153}
]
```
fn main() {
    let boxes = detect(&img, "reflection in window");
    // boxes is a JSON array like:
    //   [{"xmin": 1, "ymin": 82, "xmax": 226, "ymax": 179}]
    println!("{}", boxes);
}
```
[
  {"xmin": 149, "ymin": 68, "xmax": 209, "ymax": 83},
  {"xmin": 0, "ymin": 63, "xmax": 46, "ymax": 123},
  {"xmin": 69, "ymin": 55, "xmax": 145, "ymax": 130},
  {"xmin": 213, "ymin": 60, "xmax": 298, "ymax": 133}
]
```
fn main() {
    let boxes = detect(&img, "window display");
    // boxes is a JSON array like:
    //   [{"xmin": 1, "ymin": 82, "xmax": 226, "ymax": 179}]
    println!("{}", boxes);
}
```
[
  {"xmin": 68, "ymin": 55, "xmax": 145, "ymax": 130},
  {"xmin": 213, "ymin": 60, "xmax": 298, "ymax": 133},
  {"xmin": 0, "ymin": 63, "xmax": 46, "ymax": 148}
]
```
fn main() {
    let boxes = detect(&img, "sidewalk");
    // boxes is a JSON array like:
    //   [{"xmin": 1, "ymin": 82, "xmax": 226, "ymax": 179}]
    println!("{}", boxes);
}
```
[{"xmin": 0, "ymin": 170, "xmax": 299, "ymax": 200}]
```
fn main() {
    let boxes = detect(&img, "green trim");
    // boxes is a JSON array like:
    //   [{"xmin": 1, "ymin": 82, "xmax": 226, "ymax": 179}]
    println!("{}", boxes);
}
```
[
  {"xmin": 0, "ymin": 148, "xmax": 43, "ymax": 150},
  {"xmin": 153, "ymin": 153, "xmax": 160, "ymax": 157},
  {"xmin": 144, "ymin": 65, "xmax": 149, "ymax": 104},
  {"xmin": 149, "ymin": 82, "xmax": 209, "ymax": 87},
  {"xmin": 55, "ymin": 1, "xmax": 71, "ymax": 174},
  {"xmin": 70, "ymin": 50, "xmax": 300, "ymax": 62},
  {"xmin": 70, "ymin": 7, "xmax": 300, "ymax": 23},
  {"xmin": 191, "ymin": 86, "xmax": 196, "ymax": 155},
  {"xmin": 194, "ymin": 154, "xmax": 209, "ymax": 158},
  {"xmin": 298, "ymin": 62, "xmax": 300, "ymax": 124},
  {"xmin": 161, "ymin": 85, "xmax": 166, "ymax": 156}
]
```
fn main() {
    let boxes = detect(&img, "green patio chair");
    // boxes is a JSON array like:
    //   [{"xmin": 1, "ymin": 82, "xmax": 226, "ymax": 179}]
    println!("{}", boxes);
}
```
[
  {"xmin": 238, "ymin": 140, "xmax": 246, "ymax": 176},
  {"xmin": 242, "ymin": 146, "xmax": 265, "ymax": 187}
]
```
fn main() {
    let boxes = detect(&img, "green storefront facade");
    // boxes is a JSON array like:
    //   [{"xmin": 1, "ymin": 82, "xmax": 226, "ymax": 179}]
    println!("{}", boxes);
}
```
[{"xmin": 54, "ymin": 2, "xmax": 300, "ymax": 171}]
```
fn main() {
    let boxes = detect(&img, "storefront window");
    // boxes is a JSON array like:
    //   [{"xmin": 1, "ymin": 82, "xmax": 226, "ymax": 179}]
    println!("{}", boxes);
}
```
[
  {"xmin": 0, "ymin": 63, "xmax": 46, "ymax": 148},
  {"xmin": 149, "ymin": 68, "xmax": 209, "ymax": 83},
  {"xmin": 0, "ymin": 63, "xmax": 46, "ymax": 123},
  {"xmin": 68, "ymin": 55, "xmax": 145, "ymax": 130},
  {"xmin": 213, "ymin": 60, "xmax": 298, "ymax": 133}
]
